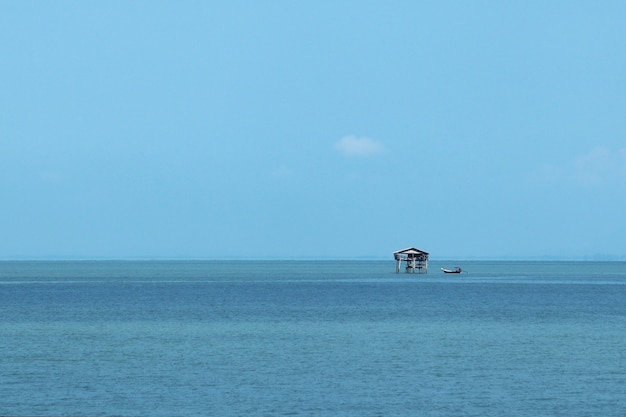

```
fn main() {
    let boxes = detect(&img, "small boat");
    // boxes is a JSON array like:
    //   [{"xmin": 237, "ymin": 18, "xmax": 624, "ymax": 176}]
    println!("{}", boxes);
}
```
[{"xmin": 441, "ymin": 267, "xmax": 462, "ymax": 274}]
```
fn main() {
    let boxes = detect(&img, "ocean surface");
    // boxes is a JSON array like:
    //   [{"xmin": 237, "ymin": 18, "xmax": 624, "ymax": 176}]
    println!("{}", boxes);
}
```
[{"xmin": 1, "ymin": 260, "xmax": 625, "ymax": 416}]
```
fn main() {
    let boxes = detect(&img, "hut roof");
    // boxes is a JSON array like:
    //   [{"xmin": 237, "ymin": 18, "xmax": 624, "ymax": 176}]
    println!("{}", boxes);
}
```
[{"xmin": 394, "ymin": 247, "xmax": 429, "ymax": 255}]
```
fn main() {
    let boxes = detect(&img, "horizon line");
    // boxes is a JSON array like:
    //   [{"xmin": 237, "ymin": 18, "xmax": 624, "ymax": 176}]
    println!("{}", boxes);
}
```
[{"xmin": 1, "ymin": 255, "xmax": 625, "ymax": 262}]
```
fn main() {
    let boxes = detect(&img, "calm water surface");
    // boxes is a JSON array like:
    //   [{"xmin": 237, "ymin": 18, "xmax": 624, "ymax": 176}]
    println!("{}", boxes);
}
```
[{"xmin": 1, "ymin": 260, "xmax": 625, "ymax": 416}]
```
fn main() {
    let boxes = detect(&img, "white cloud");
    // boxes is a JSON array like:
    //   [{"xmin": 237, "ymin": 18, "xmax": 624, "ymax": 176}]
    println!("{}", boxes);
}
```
[
  {"xmin": 333, "ymin": 135, "xmax": 386, "ymax": 157},
  {"xmin": 573, "ymin": 146, "xmax": 619, "ymax": 185},
  {"xmin": 270, "ymin": 165, "xmax": 293, "ymax": 179},
  {"xmin": 531, "ymin": 146, "xmax": 626, "ymax": 186},
  {"xmin": 40, "ymin": 170, "xmax": 64, "ymax": 184}
]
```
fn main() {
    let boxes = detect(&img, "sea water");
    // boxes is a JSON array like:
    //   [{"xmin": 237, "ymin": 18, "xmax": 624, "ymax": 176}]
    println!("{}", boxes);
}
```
[{"xmin": 1, "ymin": 260, "xmax": 625, "ymax": 416}]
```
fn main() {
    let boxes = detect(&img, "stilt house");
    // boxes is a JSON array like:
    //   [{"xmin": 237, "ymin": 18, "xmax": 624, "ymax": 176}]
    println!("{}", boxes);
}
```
[{"xmin": 394, "ymin": 247, "xmax": 429, "ymax": 274}]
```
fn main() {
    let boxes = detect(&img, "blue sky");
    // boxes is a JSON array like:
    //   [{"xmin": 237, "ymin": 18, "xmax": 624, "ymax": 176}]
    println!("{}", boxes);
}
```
[{"xmin": 1, "ymin": 1, "xmax": 625, "ymax": 260}]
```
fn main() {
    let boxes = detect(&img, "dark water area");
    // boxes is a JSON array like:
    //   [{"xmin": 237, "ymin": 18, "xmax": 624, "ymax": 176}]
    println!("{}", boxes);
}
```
[{"xmin": 1, "ymin": 261, "xmax": 625, "ymax": 416}]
